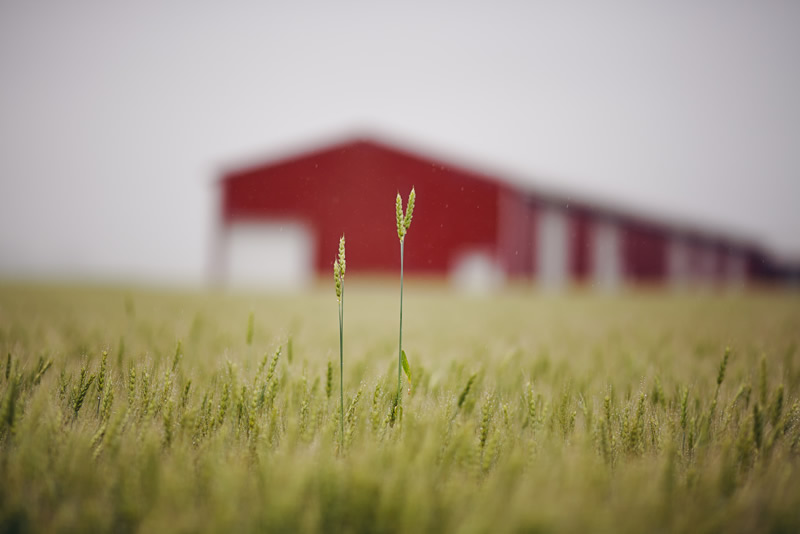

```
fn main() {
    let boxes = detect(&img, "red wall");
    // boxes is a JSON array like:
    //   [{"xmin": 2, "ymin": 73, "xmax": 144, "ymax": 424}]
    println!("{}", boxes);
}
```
[
  {"xmin": 219, "ymin": 137, "xmax": 779, "ymax": 284},
  {"xmin": 496, "ymin": 188, "xmax": 534, "ymax": 277},
  {"xmin": 569, "ymin": 209, "xmax": 591, "ymax": 282},
  {"xmin": 621, "ymin": 222, "xmax": 668, "ymax": 282},
  {"xmin": 221, "ymin": 139, "xmax": 501, "ymax": 275}
]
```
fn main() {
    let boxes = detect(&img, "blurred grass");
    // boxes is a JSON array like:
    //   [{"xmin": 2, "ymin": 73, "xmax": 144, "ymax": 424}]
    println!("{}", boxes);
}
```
[{"xmin": 0, "ymin": 282, "xmax": 799, "ymax": 533}]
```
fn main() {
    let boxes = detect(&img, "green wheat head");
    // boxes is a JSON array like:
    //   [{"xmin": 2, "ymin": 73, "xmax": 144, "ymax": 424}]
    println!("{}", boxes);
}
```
[
  {"xmin": 338, "ymin": 234, "xmax": 346, "ymax": 275},
  {"xmin": 334, "ymin": 263, "xmax": 341, "ymax": 300},
  {"xmin": 396, "ymin": 187, "xmax": 415, "ymax": 241},
  {"xmin": 334, "ymin": 235, "xmax": 346, "ymax": 301}
]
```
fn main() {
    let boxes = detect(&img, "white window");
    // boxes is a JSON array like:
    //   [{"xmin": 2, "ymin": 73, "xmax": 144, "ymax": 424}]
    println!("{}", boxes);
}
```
[
  {"xmin": 223, "ymin": 221, "xmax": 313, "ymax": 290},
  {"xmin": 450, "ymin": 249, "xmax": 504, "ymax": 293}
]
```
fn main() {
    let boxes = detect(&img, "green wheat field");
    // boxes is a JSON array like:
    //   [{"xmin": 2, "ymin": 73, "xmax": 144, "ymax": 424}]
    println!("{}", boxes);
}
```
[{"xmin": 1, "ymin": 282, "xmax": 799, "ymax": 533}]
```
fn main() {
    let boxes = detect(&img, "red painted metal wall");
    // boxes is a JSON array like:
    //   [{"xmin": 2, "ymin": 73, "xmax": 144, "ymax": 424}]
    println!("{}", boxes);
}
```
[
  {"xmin": 568, "ymin": 209, "xmax": 591, "ymax": 282},
  {"xmin": 496, "ymin": 188, "xmax": 534, "ymax": 277},
  {"xmin": 220, "ymin": 139, "xmax": 502, "ymax": 275},
  {"xmin": 218, "ymin": 136, "xmax": 782, "ymax": 285},
  {"xmin": 621, "ymin": 221, "xmax": 668, "ymax": 283}
]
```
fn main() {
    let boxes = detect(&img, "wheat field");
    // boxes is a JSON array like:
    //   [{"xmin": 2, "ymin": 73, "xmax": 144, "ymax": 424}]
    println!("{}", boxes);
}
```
[{"xmin": 0, "ymin": 282, "xmax": 799, "ymax": 533}]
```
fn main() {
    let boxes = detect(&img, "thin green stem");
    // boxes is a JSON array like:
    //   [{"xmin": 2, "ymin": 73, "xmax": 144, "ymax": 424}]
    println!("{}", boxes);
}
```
[
  {"xmin": 339, "ymin": 289, "xmax": 344, "ymax": 450},
  {"xmin": 397, "ymin": 239, "xmax": 404, "ymax": 406}
]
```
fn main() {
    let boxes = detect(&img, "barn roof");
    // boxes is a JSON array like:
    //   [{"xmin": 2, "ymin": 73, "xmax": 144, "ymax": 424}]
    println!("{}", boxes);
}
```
[{"xmin": 219, "ymin": 132, "xmax": 762, "ymax": 252}]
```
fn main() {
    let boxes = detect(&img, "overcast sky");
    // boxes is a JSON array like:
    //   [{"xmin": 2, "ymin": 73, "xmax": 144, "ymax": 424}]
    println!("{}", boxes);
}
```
[{"xmin": 1, "ymin": 1, "xmax": 799, "ymax": 284}]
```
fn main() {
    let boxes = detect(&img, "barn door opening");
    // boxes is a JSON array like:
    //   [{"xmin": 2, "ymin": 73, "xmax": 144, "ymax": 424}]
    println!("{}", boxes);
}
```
[{"xmin": 223, "ymin": 221, "xmax": 313, "ymax": 290}]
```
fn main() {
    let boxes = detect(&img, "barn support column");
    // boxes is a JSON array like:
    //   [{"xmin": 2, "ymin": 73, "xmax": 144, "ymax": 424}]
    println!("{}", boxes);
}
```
[{"xmin": 724, "ymin": 249, "xmax": 746, "ymax": 289}]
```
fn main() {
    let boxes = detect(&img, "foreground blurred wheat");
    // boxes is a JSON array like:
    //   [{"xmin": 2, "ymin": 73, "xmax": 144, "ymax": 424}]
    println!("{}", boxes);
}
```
[{"xmin": 0, "ymin": 285, "xmax": 798, "ymax": 533}]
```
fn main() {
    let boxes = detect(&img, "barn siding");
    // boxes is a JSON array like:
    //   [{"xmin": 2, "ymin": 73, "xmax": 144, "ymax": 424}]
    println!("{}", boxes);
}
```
[
  {"xmin": 569, "ymin": 209, "xmax": 591, "ymax": 283},
  {"xmin": 497, "ymin": 187, "xmax": 533, "ymax": 277},
  {"xmin": 218, "ymin": 136, "xmax": 782, "ymax": 287},
  {"xmin": 667, "ymin": 235, "xmax": 690, "ymax": 288},
  {"xmin": 222, "ymin": 140, "xmax": 501, "ymax": 276},
  {"xmin": 687, "ymin": 239, "xmax": 718, "ymax": 285},
  {"xmin": 621, "ymin": 223, "xmax": 668, "ymax": 283},
  {"xmin": 724, "ymin": 248, "xmax": 746, "ymax": 285}
]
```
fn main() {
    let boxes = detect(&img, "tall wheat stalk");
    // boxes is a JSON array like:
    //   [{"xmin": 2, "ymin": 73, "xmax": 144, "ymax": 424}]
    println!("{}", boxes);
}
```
[
  {"xmin": 395, "ymin": 188, "xmax": 415, "ymax": 414},
  {"xmin": 333, "ymin": 235, "xmax": 346, "ymax": 448}
]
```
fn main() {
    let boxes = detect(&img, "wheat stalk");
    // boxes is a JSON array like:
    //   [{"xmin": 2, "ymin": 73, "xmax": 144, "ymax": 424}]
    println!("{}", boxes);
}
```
[
  {"xmin": 394, "ymin": 188, "xmax": 415, "ymax": 420},
  {"xmin": 334, "ymin": 234, "xmax": 346, "ymax": 449}
]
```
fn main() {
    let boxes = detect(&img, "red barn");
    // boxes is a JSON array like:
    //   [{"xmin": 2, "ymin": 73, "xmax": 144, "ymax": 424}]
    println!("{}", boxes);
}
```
[{"xmin": 213, "ymin": 134, "xmax": 779, "ymax": 290}]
